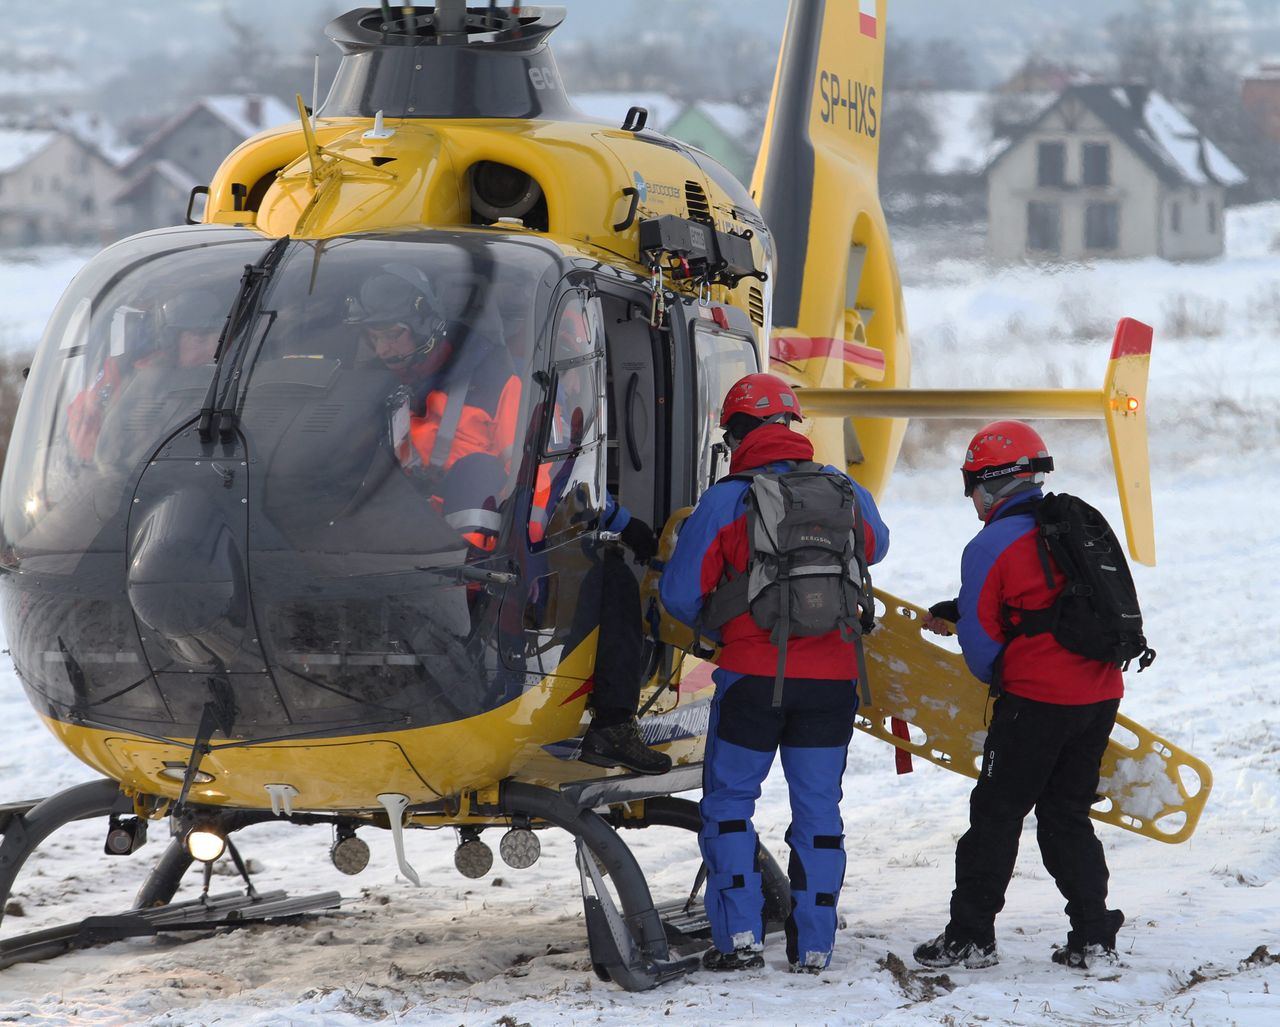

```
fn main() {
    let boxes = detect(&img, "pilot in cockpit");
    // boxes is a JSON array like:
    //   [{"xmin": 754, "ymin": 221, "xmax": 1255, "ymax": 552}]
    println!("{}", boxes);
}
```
[
  {"xmin": 67, "ymin": 287, "xmax": 225, "ymax": 462},
  {"xmin": 349, "ymin": 263, "xmax": 522, "ymax": 484}
]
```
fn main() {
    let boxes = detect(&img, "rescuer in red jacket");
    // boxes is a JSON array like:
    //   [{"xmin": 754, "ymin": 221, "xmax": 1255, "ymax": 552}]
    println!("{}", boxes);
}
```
[
  {"xmin": 660, "ymin": 373, "xmax": 889, "ymax": 975},
  {"xmin": 913, "ymin": 420, "xmax": 1125, "ymax": 972}
]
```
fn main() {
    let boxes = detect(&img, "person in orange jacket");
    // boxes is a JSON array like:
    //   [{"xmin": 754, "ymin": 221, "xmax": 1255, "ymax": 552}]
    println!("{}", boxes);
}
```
[
  {"xmin": 67, "ymin": 288, "xmax": 225, "ymax": 462},
  {"xmin": 351, "ymin": 263, "xmax": 521, "ymax": 480}
]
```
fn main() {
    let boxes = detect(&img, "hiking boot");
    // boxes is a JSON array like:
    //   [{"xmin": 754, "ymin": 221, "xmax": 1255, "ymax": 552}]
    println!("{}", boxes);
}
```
[
  {"xmin": 702, "ymin": 945, "xmax": 765, "ymax": 971},
  {"xmin": 788, "ymin": 953, "xmax": 827, "ymax": 975},
  {"xmin": 1052, "ymin": 908, "xmax": 1125, "ymax": 970},
  {"xmin": 578, "ymin": 719, "xmax": 672, "ymax": 775},
  {"xmin": 1051, "ymin": 942, "xmax": 1121, "ymax": 970},
  {"xmin": 913, "ymin": 932, "xmax": 999, "ymax": 969}
]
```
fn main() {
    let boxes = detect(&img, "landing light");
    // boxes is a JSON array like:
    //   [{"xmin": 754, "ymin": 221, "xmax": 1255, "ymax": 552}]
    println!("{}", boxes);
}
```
[{"xmin": 184, "ymin": 826, "xmax": 227, "ymax": 863}]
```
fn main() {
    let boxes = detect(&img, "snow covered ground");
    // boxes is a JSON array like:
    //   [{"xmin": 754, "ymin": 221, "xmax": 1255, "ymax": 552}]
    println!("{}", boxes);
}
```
[{"xmin": 2, "ymin": 207, "xmax": 1279, "ymax": 1024}]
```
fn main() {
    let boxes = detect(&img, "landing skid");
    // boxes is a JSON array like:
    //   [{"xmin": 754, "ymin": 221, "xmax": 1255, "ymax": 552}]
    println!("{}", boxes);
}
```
[
  {"xmin": 0, "ymin": 777, "xmax": 787, "ymax": 991},
  {"xmin": 0, "ymin": 888, "xmax": 343, "ymax": 970}
]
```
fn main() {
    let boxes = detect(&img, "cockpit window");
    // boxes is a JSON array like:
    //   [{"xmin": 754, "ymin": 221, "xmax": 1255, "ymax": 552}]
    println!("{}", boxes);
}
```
[
  {"xmin": 0, "ymin": 230, "xmax": 257, "ymax": 553},
  {"xmin": 1, "ymin": 229, "xmax": 561, "ymax": 567}
]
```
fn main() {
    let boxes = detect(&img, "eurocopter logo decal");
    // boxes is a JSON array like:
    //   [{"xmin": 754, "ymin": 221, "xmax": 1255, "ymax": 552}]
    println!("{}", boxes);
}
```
[{"xmin": 632, "ymin": 171, "xmax": 680, "ymax": 203}]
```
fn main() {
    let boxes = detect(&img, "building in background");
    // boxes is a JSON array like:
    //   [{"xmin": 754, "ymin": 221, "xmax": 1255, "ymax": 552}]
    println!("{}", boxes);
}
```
[
  {"xmin": 114, "ymin": 94, "xmax": 294, "ymax": 236},
  {"xmin": 986, "ymin": 84, "xmax": 1246, "ymax": 262},
  {"xmin": 0, "ymin": 114, "xmax": 131, "ymax": 246}
]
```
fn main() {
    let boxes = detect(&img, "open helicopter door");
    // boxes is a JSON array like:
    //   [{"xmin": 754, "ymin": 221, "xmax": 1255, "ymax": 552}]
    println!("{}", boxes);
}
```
[
  {"xmin": 597, "ymin": 283, "xmax": 667, "ymax": 542},
  {"xmin": 633, "ymin": 293, "xmax": 761, "ymax": 683}
]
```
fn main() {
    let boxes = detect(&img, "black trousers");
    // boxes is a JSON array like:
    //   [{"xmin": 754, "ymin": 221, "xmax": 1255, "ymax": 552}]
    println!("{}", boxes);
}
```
[
  {"xmin": 590, "ymin": 547, "xmax": 644, "ymax": 726},
  {"xmin": 948, "ymin": 693, "xmax": 1120, "ymax": 946}
]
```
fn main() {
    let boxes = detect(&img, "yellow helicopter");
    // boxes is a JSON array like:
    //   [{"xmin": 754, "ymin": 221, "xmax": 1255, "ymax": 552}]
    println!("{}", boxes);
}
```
[{"xmin": 0, "ymin": 1, "xmax": 1209, "ymax": 988}]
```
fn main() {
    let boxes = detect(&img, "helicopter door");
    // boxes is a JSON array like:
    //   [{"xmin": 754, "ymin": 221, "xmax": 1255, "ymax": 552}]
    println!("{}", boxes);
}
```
[
  {"xmin": 598, "ymin": 287, "xmax": 666, "ymax": 534},
  {"xmin": 681, "ymin": 303, "xmax": 761, "ymax": 500},
  {"xmin": 502, "ymin": 289, "xmax": 607, "ymax": 686}
]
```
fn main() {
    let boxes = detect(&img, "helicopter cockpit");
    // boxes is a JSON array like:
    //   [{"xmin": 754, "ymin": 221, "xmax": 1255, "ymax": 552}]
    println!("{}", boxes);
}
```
[{"xmin": 0, "ymin": 227, "xmax": 599, "ymax": 736}]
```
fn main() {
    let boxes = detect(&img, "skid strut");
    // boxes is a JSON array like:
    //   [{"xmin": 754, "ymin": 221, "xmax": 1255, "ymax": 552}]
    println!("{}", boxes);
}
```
[{"xmin": 501, "ymin": 781, "xmax": 699, "ymax": 991}]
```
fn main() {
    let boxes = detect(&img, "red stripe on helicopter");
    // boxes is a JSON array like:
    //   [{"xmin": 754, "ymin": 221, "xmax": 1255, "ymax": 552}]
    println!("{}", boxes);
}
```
[
  {"xmin": 770, "ymin": 335, "xmax": 885, "ymax": 372},
  {"xmin": 859, "ymin": 0, "xmax": 877, "ymax": 38},
  {"xmin": 1109, "ymin": 317, "xmax": 1153, "ymax": 359},
  {"xmin": 560, "ymin": 677, "xmax": 594, "ymax": 705}
]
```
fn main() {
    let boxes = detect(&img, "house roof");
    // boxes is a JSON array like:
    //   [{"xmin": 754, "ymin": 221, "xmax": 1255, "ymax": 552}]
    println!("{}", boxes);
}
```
[
  {"xmin": 201, "ymin": 95, "xmax": 296, "ymax": 139},
  {"xmin": 60, "ymin": 111, "xmax": 135, "ymax": 168},
  {"xmin": 123, "ymin": 94, "xmax": 296, "ymax": 173},
  {"xmin": 0, "ymin": 129, "xmax": 56, "ymax": 174},
  {"xmin": 987, "ymin": 83, "xmax": 1246, "ymax": 188}
]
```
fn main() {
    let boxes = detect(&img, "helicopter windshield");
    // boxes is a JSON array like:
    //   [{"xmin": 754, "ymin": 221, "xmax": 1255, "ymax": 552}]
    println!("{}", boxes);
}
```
[
  {"xmin": 0, "ymin": 229, "xmax": 560, "ymax": 565},
  {"xmin": 0, "ymin": 227, "xmax": 574, "ymax": 731}
]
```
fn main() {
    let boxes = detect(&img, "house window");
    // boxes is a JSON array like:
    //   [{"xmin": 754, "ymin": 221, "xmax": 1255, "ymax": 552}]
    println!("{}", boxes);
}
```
[
  {"xmin": 1027, "ymin": 201, "xmax": 1062, "ymax": 253},
  {"xmin": 1082, "ymin": 143, "xmax": 1110, "ymax": 186},
  {"xmin": 1208, "ymin": 199, "xmax": 1218, "ymax": 233},
  {"xmin": 32, "ymin": 176, "xmax": 42, "ymax": 194},
  {"xmin": 1085, "ymin": 202, "xmax": 1119, "ymax": 250},
  {"xmin": 1171, "ymin": 202, "xmax": 1182, "ymax": 233},
  {"xmin": 1037, "ymin": 141, "xmax": 1066, "ymax": 187}
]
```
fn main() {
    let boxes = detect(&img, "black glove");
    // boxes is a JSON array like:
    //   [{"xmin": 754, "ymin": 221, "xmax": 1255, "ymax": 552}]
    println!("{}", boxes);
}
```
[
  {"xmin": 928, "ymin": 599, "xmax": 960, "ymax": 623},
  {"xmin": 619, "ymin": 517, "xmax": 658, "ymax": 563}
]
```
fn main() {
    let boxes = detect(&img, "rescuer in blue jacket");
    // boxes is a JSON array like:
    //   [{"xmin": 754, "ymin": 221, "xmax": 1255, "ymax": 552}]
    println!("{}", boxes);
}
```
[
  {"xmin": 913, "ymin": 420, "xmax": 1125, "ymax": 972},
  {"xmin": 660, "ymin": 373, "xmax": 889, "ymax": 975}
]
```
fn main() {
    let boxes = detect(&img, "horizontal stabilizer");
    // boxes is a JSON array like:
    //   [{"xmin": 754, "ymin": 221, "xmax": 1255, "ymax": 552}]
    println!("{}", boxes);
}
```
[{"xmin": 796, "ymin": 318, "xmax": 1157, "ymax": 564}]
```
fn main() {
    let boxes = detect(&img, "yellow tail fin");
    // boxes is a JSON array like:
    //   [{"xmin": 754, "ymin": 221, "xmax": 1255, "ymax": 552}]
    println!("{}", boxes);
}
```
[{"xmin": 751, "ymin": 1, "xmax": 908, "ymax": 499}]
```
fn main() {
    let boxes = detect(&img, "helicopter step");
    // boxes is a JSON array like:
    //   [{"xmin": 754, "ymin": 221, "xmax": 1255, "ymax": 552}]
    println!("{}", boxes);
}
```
[{"xmin": 0, "ymin": 888, "xmax": 344, "ymax": 970}]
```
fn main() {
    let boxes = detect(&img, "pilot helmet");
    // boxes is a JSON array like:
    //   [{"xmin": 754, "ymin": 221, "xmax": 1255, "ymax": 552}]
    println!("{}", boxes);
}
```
[
  {"xmin": 157, "ymin": 289, "xmax": 226, "ymax": 336},
  {"xmin": 348, "ymin": 263, "xmax": 447, "ymax": 341}
]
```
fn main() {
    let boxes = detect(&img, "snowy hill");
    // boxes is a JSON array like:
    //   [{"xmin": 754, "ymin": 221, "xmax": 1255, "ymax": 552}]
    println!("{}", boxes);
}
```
[{"xmin": 1, "ymin": 206, "xmax": 1279, "ymax": 1023}]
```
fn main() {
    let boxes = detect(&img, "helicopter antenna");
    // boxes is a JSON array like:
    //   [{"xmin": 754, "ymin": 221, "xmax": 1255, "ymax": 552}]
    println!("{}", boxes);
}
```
[{"xmin": 311, "ymin": 54, "xmax": 320, "ymax": 128}]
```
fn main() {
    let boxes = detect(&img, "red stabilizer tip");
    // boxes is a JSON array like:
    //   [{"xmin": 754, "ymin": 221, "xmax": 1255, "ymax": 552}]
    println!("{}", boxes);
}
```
[{"xmin": 1110, "ymin": 317, "xmax": 1153, "ymax": 359}]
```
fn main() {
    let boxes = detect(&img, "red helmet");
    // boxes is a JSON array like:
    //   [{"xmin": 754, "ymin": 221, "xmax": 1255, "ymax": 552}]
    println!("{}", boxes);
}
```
[
  {"xmin": 962, "ymin": 420, "xmax": 1054, "ymax": 498},
  {"xmin": 719, "ymin": 373, "xmax": 803, "ymax": 428}
]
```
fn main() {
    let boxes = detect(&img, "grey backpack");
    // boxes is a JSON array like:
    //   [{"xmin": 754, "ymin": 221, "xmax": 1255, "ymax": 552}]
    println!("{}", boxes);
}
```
[{"xmin": 703, "ymin": 462, "xmax": 876, "ymax": 706}]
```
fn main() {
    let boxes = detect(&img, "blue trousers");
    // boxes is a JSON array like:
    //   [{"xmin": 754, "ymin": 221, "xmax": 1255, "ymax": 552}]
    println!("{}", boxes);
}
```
[{"xmin": 699, "ymin": 670, "xmax": 858, "ymax": 967}]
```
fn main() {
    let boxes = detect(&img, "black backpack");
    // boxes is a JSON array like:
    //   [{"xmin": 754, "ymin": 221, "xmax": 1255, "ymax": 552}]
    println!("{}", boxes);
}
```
[
  {"xmin": 701, "ymin": 462, "xmax": 875, "ymax": 707},
  {"xmin": 1001, "ymin": 492, "xmax": 1155, "ymax": 684}
]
